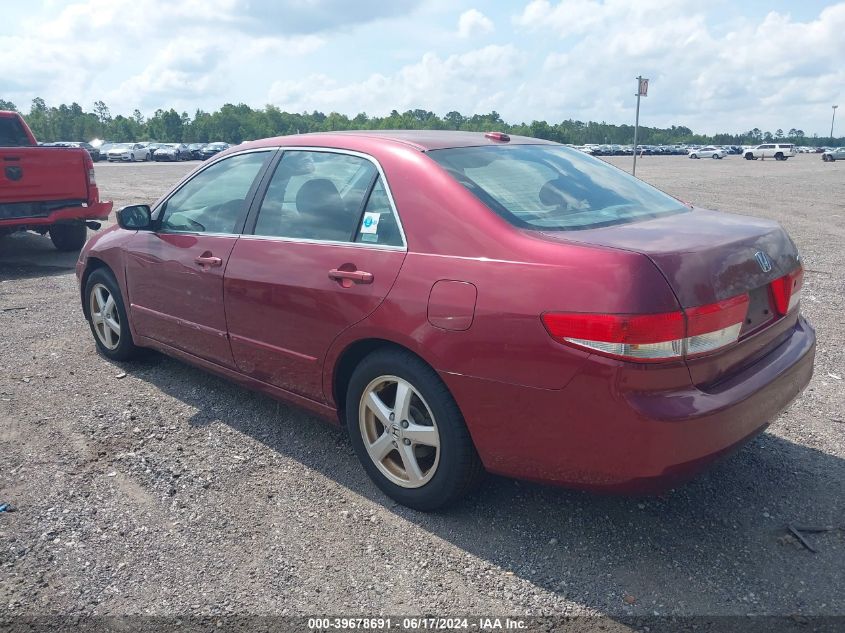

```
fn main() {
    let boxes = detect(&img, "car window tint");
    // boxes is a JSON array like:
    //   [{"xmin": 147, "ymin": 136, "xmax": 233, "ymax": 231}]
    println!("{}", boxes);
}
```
[
  {"xmin": 353, "ymin": 178, "xmax": 403, "ymax": 247},
  {"xmin": 429, "ymin": 144, "xmax": 687, "ymax": 231},
  {"xmin": 160, "ymin": 151, "xmax": 269, "ymax": 234},
  {"xmin": 254, "ymin": 151, "xmax": 377, "ymax": 242}
]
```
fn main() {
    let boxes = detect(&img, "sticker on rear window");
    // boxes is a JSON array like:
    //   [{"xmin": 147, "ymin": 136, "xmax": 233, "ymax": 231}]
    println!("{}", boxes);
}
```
[{"xmin": 360, "ymin": 212, "xmax": 380, "ymax": 234}]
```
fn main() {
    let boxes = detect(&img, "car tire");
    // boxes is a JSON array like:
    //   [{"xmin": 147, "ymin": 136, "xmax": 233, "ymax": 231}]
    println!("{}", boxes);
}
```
[
  {"xmin": 84, "ymin": 268, "xmax": 141, "ymax": 361},
  {"xmin": 690, "ymin": 154, "xmax": 697, "ymax": 159},
  {"xmin": 346, "ymin": 348, "xmax": 484, "ymax": 511},
  {"xmin": 49, "ymin": 222, "xmax": 88, "ymax": 251},
  {"xmin": 775, "ymin": 152, "xmax": 784, "ymax": 161},
  {"xmin": 745, "ymin": 153, "xmax": 754, "ymax": 160}
]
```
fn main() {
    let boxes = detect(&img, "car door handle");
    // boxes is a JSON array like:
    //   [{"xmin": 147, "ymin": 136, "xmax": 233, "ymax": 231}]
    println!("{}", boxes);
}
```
[
  {"xmin": 195, "ymin": 254, "xmax": 222, "ymax": 268},
  {"xmin": 328, "ymin": 269, "xmax": 374, "ymax": 284}
]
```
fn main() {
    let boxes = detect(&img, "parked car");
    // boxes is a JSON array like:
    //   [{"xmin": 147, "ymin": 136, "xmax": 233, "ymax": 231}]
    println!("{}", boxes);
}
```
[
  {"xmin": 153, "ymin": 143, "xmax": 191, "ymax": 161},
  {"xmin": 743, "ymin": 143, "xmax": 796, "ymax": 160},
  {"xmin": 199, "ymin": 142, "xmax": 229, "ymax": 160},
  {"xmin": 187, "ymin": 143, "xmax": 206, "ymax": 160},
  {"xmin": 107, "ymin": 143, "xmax": 148, "ymax": 162},
  {"xmin": 143, "ymin": 142, "xmax": 168, "ymax": 160},
  {"xmin": 76, "ymin": 130, "xmax": 814, "ymax": 510},
  {"xmin": 96, "ymin": 142, "xmax": 118, "ymax": 160},
  {"xmin": 821, "ymin": 147, "xmax": 845, "ymax": 162},
  {"xmin": 688, "ymin": 146, "xmax": 725, "ymax": 159},
  {"xmin": 0, "ymin": 110, "xmax": 111, "ymax": 250}
]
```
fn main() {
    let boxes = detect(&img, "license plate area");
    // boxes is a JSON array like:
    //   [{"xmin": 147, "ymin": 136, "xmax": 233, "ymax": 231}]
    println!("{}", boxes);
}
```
[{"xmin": 740, "ymin": 285, "xmax": 776, "ymax": 337}]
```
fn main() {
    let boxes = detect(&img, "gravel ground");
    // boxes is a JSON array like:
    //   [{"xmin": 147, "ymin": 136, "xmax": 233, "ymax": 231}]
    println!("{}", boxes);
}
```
[{"xmin": 0, "ymin": 155, "xmax": 843, "ymax": 619}]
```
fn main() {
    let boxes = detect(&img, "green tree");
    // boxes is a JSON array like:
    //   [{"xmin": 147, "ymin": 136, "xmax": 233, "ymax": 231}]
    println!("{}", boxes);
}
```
[{"xmin": 93, "ymin": 100, "xmax": 111, "ymax": 124}]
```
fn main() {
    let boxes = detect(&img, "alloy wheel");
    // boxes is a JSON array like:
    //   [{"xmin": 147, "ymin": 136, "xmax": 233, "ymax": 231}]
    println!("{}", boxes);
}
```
[
  {"xmin": 89, "ymin": 283, "xmax": 121, "ymax": 350},
  {"xmin": 358, "ymin": 375, "xmax": 440, "ymax": 488}
]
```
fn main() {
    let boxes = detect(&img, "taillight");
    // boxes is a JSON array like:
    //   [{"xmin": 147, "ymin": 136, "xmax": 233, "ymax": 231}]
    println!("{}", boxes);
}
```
[
  {"xmin": 83, "ymin": 153, "xmax": 96, "ymax": 186},
  {"xmin": 684, "ymin": 295, "xmax": 749, "ymax": 356},
  {"xmin": 541, "ymin": 293, "xmax": 749, "ymax": 362},
  {"xmin": 770, "ymin": 266, "xmax": 803, "ymax": 316}
]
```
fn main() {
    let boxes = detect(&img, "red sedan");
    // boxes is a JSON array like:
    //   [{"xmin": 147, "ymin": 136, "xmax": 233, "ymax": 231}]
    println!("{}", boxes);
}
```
[{"xmin": 76, "ymin": 131, "xmax": 815, "ymax": 510}]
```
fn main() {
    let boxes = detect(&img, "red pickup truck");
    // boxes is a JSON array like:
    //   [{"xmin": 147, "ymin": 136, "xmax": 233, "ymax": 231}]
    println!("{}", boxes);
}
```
[{"xmin": 0, "ymin": 111, "xmax": 112, "ymax": 251}]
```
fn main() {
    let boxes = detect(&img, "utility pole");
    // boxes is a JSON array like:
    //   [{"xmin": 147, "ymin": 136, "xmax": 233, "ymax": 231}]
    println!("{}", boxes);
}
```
[
  {"xmin": 832, "ymin": 105, "xmax": 838, "ymax": 141},
  {"xmin": 632, "ymin": 76, "xmax": 648, "ymax": 177}
]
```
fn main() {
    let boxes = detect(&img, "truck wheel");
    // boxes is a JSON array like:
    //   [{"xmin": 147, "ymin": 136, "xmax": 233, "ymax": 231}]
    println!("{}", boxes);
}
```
[
  {"xmin": 346, "ymin": 348, "xmax": 484, "ymax": 511},
  {"xmin": 775, "ymin": 152, "xmax": 784, "ymax": 161},
  {"xmin": 49, "ymin": 222, "xmax": 88, "ymax": 251},
  {"xmin": 84, "ymin": 268, "xmax": 141, "ymax": 361}
]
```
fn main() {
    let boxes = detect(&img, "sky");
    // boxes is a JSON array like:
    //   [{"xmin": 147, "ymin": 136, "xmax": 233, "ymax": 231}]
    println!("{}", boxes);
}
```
[{"xmin": 2, "ymin": 0, "xmax": 844, "ymax": 136}]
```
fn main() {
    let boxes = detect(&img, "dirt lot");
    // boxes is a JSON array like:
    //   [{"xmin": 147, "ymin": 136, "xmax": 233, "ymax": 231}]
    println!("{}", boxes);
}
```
[{"xmin": 1, "ymin": 155, "xmax": 843, "ymax": 619}]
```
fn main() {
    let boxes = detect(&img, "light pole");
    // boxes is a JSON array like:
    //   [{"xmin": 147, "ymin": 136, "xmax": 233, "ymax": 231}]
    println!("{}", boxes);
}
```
[
  {"xmin": 832, "ymin": 105, "xmax": 838, "ymax": 141},
  {"xmin": 632, "ymin": 76, "xmax": 648, "ymax": 177}
]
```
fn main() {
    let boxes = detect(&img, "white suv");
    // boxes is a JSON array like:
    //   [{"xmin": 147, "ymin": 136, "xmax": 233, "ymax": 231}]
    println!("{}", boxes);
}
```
[{"xmin": 743, "ymin": 143, "xmax": 797, "ymax": 161}]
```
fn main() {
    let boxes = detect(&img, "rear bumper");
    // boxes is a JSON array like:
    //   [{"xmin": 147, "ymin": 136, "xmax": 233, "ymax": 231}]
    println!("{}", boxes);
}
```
[
  {"xmin": 0, "ymin": 201, "xmax": 112, "ymax": 229},
  {"xmin": 445, "ymin": 316, "xmax": 815, "ymax": 492}
]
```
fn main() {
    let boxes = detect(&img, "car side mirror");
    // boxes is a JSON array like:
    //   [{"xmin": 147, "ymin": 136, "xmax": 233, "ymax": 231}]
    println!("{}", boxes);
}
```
[{"xmin": 116, "ymin": 204, "xmax": 153, "ymax": 230}]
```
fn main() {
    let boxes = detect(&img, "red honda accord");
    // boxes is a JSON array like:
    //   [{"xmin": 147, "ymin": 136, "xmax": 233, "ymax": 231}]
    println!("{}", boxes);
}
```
[{"xmin": 76, "ymin": 131, "xmax": 815, "ymax": 510}]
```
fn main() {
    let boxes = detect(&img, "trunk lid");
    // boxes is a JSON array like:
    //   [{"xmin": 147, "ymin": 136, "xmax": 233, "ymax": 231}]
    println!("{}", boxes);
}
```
[
  {"xmin": 546, "ymin": 207, "xmax": 799, "ymax": 307},
  {"xmin": 539, "ymin": 207, "xmax": 803, "ymax": 386}
]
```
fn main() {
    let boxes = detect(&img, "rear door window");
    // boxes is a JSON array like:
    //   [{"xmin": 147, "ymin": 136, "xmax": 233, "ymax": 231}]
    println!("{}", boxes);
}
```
[
  {"xmin": 253, "ymin": 150, "xmax": 378, "ymax": 242},
  {"xmin": 353, "ymin": 178, "xmax": 404, "ymax": 247},
  {"xmin": 428, "ymin": 144, "xmax": 687, "ymax": 231}
]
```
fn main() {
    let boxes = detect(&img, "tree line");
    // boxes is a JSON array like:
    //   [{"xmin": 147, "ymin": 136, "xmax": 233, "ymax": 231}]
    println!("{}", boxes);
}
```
[{"xmin": 1, "ymin": 97, "xmax": 841, "ymax": 147}]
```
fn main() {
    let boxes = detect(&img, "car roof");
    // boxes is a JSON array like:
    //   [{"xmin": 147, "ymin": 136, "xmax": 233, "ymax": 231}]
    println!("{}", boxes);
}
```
[{"xmin": 243, "ymin": 130, "xmax": 556, "ymax": 152}]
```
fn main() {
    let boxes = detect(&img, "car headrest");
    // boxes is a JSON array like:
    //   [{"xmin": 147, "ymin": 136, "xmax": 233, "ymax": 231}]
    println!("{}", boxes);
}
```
[
  {"xmin": 296, "ymin": 178, "xmax": 344, "ymax": 217},
  {"xmin": 538, "ymin": 179, "xmax": 569, "ymax": 207}
]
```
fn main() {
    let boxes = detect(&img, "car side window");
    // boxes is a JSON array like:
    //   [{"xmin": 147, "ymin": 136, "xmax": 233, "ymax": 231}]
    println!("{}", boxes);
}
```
[
  {"xmin": 353, "ymin": 178, "xmax": 403, "ymax": 247},
  {"xmin": 253, "ymin": 150, "xmax": 377, "ymax": 242},
  {"xmin": 160, "ymin": 151, "xmax": 270, "ymax": 234}
]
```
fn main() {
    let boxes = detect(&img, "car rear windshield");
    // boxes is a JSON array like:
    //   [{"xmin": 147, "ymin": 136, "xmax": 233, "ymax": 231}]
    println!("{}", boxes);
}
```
[
  {"xmin": 0, "ymin": 116, "xmax": 33, "ymax": 147},
  {"xmin": 428, "ymin": 144, "xmax": 688, "ymax": 231}
]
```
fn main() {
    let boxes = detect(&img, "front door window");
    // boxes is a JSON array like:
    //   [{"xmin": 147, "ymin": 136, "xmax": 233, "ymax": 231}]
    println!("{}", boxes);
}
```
[{"xmin": 160, "ymin": 151, "xmax": 270, "ymax": 234}]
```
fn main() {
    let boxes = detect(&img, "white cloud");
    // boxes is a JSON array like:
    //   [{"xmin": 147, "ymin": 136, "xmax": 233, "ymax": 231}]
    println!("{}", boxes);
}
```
[
  {"xmin": 268, "ymin": 45, "xmax": 524, "ymax": 116},
  {"xmin": 2, "ymin": 0, "xmax": 844, "ymax": 136},
  {"xmin": 0, "ymin": 0, "xmax": 415, "ymax": 113},
  {"xmin": 514, "ymin": 0, "xmax": 845, "ymax": 134},
  {"xmin": 457, "ymin": 9, "xmax": 494, "ymax": 38}
]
